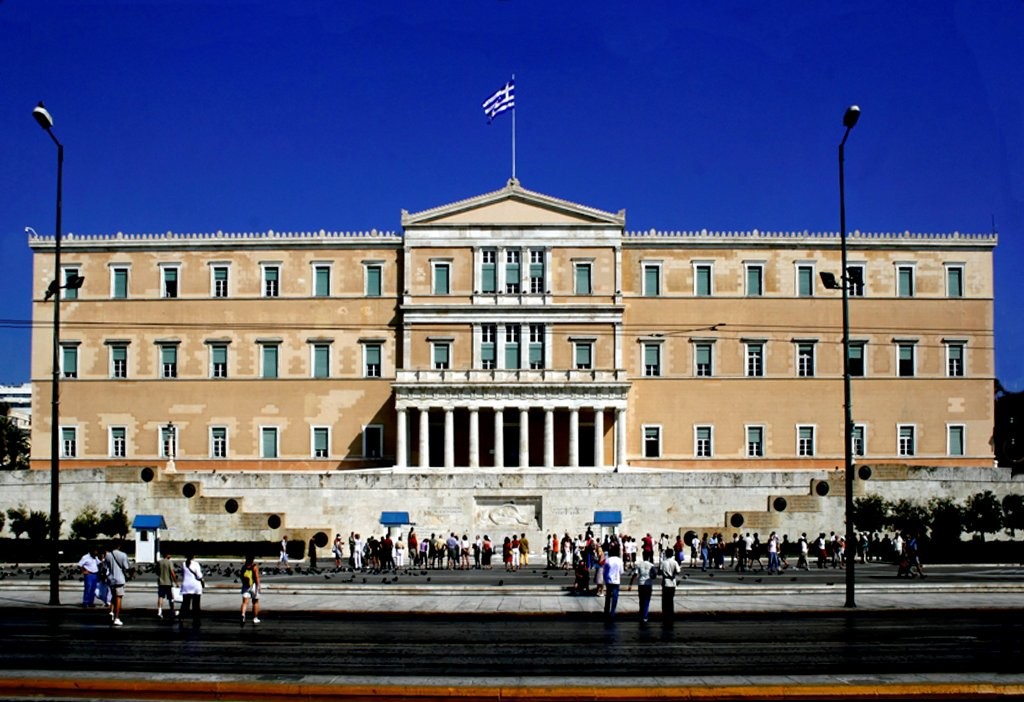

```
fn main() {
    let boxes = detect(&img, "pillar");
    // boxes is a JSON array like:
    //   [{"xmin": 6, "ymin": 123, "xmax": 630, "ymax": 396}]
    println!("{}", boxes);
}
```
[
  {"xmin": 594, "ymin": 407, "xmax": 604, "ymax": 469},
  {"xmin": 444, "ymin": 407, "xmax": 454, "ymax": 470},
  {"xmin": 544, "ymin": 408, "xmax": 554, "ymax": 470},
  {"xmin": 396, "ymin": 407, "xmax": 407, "ymax": 468},
  {"xmin": 569, "ymin": 407, "xmax": 579, "ymax": 469},
  {"xmin": 419, "ymin": 406, "xmax": 430, "ymax": 469},
  {"xmin": 469, "ymin": 407, "xmax": 480, "ymax": 469},
  {"xmin": 616, "ymin": 408, "xmax": 627, "ymax": 469},
  {"xmin": 519, "ymin": 407, "xmax": 529, "ymax": 468},
  {"xmin": 494, "ymin": 408, "xmax": 504, "ymax": 469}
]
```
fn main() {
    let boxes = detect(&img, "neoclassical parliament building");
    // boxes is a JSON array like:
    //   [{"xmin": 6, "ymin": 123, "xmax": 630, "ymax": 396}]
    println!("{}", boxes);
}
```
[{"xmin": 23, "ymin": 180, "xmax": 1002, "ymax": 541}]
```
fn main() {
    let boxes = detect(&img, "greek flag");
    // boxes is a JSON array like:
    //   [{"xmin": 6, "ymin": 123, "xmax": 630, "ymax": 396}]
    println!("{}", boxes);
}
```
[{"xmin": 482, "ymin": 79, "xmax": 515, "ymax": 123}]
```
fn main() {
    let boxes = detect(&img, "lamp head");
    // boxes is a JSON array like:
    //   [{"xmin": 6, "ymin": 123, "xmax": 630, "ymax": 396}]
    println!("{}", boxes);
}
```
[
  {"xmin": 32, "ymin": 102, "xmax": 54, "ymax": 131},
  {"xmin": 843, "ymin": 105, "xmax": 861, "ymax": 129}
]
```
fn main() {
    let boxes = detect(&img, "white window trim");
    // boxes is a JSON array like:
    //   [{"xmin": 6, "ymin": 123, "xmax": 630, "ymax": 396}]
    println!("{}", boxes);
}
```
[
  {"xmin": 310, "ymin": 425, "xmax": 331, "ymax": 459},
  {"xmin": 208, "ymin": 341, "xmax": 230, "ymax": 379},
  {"xmin": 692, "ymin": 339, "xmax": 715, "ymax": 377},
  {"xmin": 362, "ymin": 424, "xmax": 384, "ymax": 459},
  {"xmin": 431, "ymin": 259, "xmax": 452, "ymax": 295},
  {"xmin": 60, "ymin": 265, "xmax": 81, "ymax": 300},
  {"xmin": 795, "ymin": 340, "xmax": 817, "ymax": 378},
  {"xmin": 108, "ymin": 426, "xmax": 127, "ymax": 459},
  {"xmin": 947, "ymin": 423, "xmax": 966, "ymax": 457},
  {"xmin": 60, "ymin": 425, "xmax": 78, "ymax": 458},
  {"xmin": 745, "ymin": 424, "xmax": 765, "ymax": 458},
  {"xmin": 158, "ymin": 262, "xmax": 182, "ymax": 299},
  {"xmin": 158, "ymin": 424, "xmax": 178, "ymax": 459},
  {"xmin": 209, "ymin": 426, "xmax": 229, "ymax": 459},
  {"xmin": 895, "ymin": 339, "xmax": 918, "ymax": 378},
  {"xmin": 944, "ymin": 262, "xmax": 965, "ymax": 298},
  {"xmin": 796, "ymin": 424, "xmax": 816, "ymax": 457},
  {"xmin": 260, "ymin": 425, "xmax": 280, "ymax": 459},
  {"xmin": 311, "ymin": 261, "xmax": 333, "ymax": 297},
  {"xmin": 259, "ymin": 341, "xmax": 281, "ymax": 379},
  {"xmin": 944, "ymin": 339, "xmax": 967, "ymax": 377},
  {"xmin": 897, "ymin": 423, "xmax": 916, "ymax": 457},
  {"xmin": 744, "ymin": 261, "xmax": 765, "ymax": 297},
  {"xmin": 847, "ymin": 262, "xmax": 867, "ymax": 296},
  {"xmin": 431, "ymin": 340, "xmax": 452, "ymax": 370},
  {"xmin": 208, "ymin": 262, "xmax": 231, "ymax": 298},
  {"xmin": 108, "ymin": 263, "xmax": 131, "ymax": 299},
  {"xmin": 744, "ymin": 341, "xmax": 765, "ymax": 377},
  {"xmin": 571, "ymin": 338, "xmax": 595, "ymax": 370},
  {"xmin": 260, "ymin": 262, "xmax": 282, "ymax": 298},
  {"xmin": 573, "ymin": 259, "xmax": 594, "ymax": 295},
  {"xmin": 794, "ymin": 261, "xmax": 816, "ymax": 297},
  {"xmin": 108, "ymin": 342, "xmax": 129, "ymax": 379},
  {"xmin": 641, "ymin": 260, "xmax": 663, "ymax": 296},
  {"xmin": 642, "ymin": 424, "xmax": 662, "ymax": 458},
  {"xmin": 361, "ymin": 340, "xmax": 384, "ymax": 378},
  {"xmin": 848, "ymin": 340, "xmax": 868, "ymax": 378},
  {"xmin": 309, "ymin": 340, "xmax": 333, "ymax": 379},
  {"xmin": 692, "ymin": 261, "xmax": 714, "ymax": 296},
  {"xmin": 641, "ymin": 339, "xmax": 663, "ymax": 377},
  {"xmin": 363, "ymin": 261, "xmax": 384, "ymax": 296},
  {"xmin": 59, "ymin": 342, "xmax": 80, "ymax": 379},
  {"xmin": 694, "ymin": 424, "xmax": 714, "ymax": 458},
  {"xmin": 852, "ymin": 423, "xmax": 867, "ymax": 457},
  {"xmin": 895, "ymin": 262, "xmax": 916, "ymax": 297}
]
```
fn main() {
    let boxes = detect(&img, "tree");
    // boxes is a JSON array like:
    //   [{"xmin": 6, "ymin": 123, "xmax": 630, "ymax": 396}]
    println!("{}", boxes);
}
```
[
  {"xmin": 928, "ymin": 497, "xmax": 964, "ymax": 546},
  {"xmin": 0, "ymin": 415, "xmax": 29, "ymax": 470},
  {"xmin": 1003, "ymin": 494, "xmax": 1024, "ymax": 538},
  {"xmin": 25, "ymin": 510, "xmax": 52, "ymax": 542},
  {"xmin": 98, "ymin": 496, "xmax": 130, "ymax": 539},
  {"xmin": 0, "ymin": 508, "xmax": 5, "ymax": 534},
  {"xmin": 887, "ymin": 499, "xmax": 929, "ymax": 536},
  {"xmin": 964, "ymin": 490, "xmax": 1004, "ymax": 541},
  {"xmin": 853, "ymin": 495, "xmax": 889, "ymax": 534},
  {"xmin": 70, "ymin": 505, "xmax": 102, "ymax": 540},
  {"xmin": 6, "ymin": 506, "xmax": 28, "ymax": 539}
]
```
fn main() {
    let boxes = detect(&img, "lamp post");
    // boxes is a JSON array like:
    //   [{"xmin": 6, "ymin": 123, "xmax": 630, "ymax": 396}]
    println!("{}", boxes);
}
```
[
  {"xmin": 32, "ymin": 101, "xmax": 65, "ymax": 606},
  {"xmin": 838, "ymin": 105, "xmax": 860, "ymax": 608}
]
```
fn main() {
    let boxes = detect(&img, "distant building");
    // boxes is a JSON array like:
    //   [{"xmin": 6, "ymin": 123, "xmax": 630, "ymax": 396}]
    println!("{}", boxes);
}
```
[{"xmin": 0, "ymin": 383, "xmax": 32, "ymax": 430}]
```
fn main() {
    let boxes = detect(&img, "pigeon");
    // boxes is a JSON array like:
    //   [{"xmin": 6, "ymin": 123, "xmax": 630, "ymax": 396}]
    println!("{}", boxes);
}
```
[{"xmin": 498, "ymin": 579, "xmax": 504, "ymax": 586}]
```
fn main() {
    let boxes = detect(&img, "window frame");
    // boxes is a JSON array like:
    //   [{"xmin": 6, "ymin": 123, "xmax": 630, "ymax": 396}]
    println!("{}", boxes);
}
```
[
  {"xmin": 947, "ymin": 424, "xmax": 965, "ymax": 457},
  {"xmin": 159, "ymin": 343, "xmax": 179, "ymax": 379},
  {"xmin": 60, "ymin": 343, "xmax": 79, "ymax": 379},
  {"xmin": 312, "ymin": 262, "xmax": 332, "ymax": 298},
  {"xmin": 109, "ymin": 426, "xmax": 127, "ymax": 459},
  {"xmin": 573, "ymin": 261, "xmax": 593, "ymax": 295},
  {"xmin": 363, "ymin": 424, "xmax": 384, "ymax": 459},
  {"xmin": 260, "ymin": 342, "xmax": 280, "ymax": 379},
  {"xmin": 945, "ymin": 263, "xmax": 965, "ymax": 298},
  {"xmin": 211, "ymin": 264, "xmax": 230, "ymax": 298},
  {"xmin": 363, "ymin": 342, "xmax": 383, "ymax": 378},
  {"xmin": 745, "ymin": 342, "xmax": 764, "ymax": 378},
  {"xmin": 896, "ymin": 341, "xmax": 917, "ymax": 378},
  {"xmin": 848, "ymin": 341, "xmax": 867, "ymax": 377},
  {"xmin": 528, "ymin": 323, "xmax": 545, "ymax": 370},
  {"xmin": 852, "ymin": 423, "xmax": 866, "ymax": 457},
  {"xmin": 310, "ymin": 341, "xmax": 331, "ymax": 379},
  {"xmin": 694, "ymin": 425, "xmax": 713, "ymax": 458},
  {"xmin": 260, "ymin": 426, "xmax": 279, "ymax": 459},
  {"xmin": 311, "ymin": 425, "xmax": 331, "ymax": 459},
  {"xmin": 897, "ymin": 424, "xmax": 916, "ymax": 457},
  {"xmin": 744, "ymin": 262, "xmax": 764, "ymax": 297},
  {"xmin": 796, "ymin": 263, "xmax": 815, "ymax": 297},
  {"xmin": 693, "ymin": 262, "xmax": 713, "ymax": 297},
  {"xmin": 945, "ymin": 340, "xmax": 966, "ymax": 378},
  {"xmin": 159, "ymin": 263, "xmax": 181, "ymax": 299},
  {"xmin": 110, "ymin": 264, "xmax": 130, "ymax": 299},
  {"xmin": 61, "ymin": 426, "xmax": 77, "ymax": 458},
  {"xmin": 528, "ymin": 249, "xmax": 545, "ymax": 294},
  {"xmin": 796, "ymin": 341, "xmax": 816, "ymax": 378},
  {"xmin": 573, "ymin": 339, "xmax": 594, "ymax": 370},
  {"xmin": 109, "ymin": 343, "xmax": 128, "ymax": 379},
  {"xmin": 209, "ymin": 342, "xmax": 229, "ymax": 379},
  {"xmin": 364, "ymin": 262, "xmax": 383, "ymax": 297},
  {"xmin": 847, "ymin": 262, "xmax": 866, "ymax": 297},
  {"xmin": 796, "ymin": 425, "xmax": 816, "ymax": 457},
  {"xmin": 746, "ymin": 425, "xmax": 764, "ymax": 458},
  {"xmin": 896, "ymin": 263, "xmax": 915, "ymax": 298},
  {"xmin": 642, "ymin": 261, "xmax": 662, "ymax": 297},
  {"xmin": 431, "ymin": 260, "xmax": 451, "ymax": 296},
  {"xmin": 643, "ymin": 425, "xmax": 661, "ymax": 458},
  {"xmin": 61, "ymin": 266, "xmax": 81, "ymax": 300},
  {"xmin": 261, "ymin": 263, "xmax": 281, "ymax": 298},
  {"xmin": 642, "ymin": 341, "xmax": 662, "ymax": 377},
  {"xmin": 159, "ymin": 424, "xmax": 177, "ymax": 459},
  {"xmin": 693, "ymin": 341, "xmax": 714, "ymax": 377},
  {"xmin": 210, "ymin": 426, "xmax": 229, "ymax": 459},
  {"xmin": 431, "ymin": 340, "xmax": 451, "ymax": 370}
]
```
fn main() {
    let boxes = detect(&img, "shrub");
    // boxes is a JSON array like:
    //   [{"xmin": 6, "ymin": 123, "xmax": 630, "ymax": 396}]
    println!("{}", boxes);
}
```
[
  {"xmin": 70, "ymin": 505, "xmax": 102, "ymax": 540},
  {"xmin": 98, "ymin": 496, "xmax": 130, "ymax": 539},
  {"xmin": 853, "ymin": 495, "xmax": 888, "ymax": 534},
  {"xmin": 5, "ymin": 506, "xmax": 28, "ymax": 539},
  {"xmin": 1003, "ymin": 494, "xmax": 1024, "ymax": 538},
  {"xmin": 964, "ymin": 490, "xmax": 1004, "ymax": 541}
]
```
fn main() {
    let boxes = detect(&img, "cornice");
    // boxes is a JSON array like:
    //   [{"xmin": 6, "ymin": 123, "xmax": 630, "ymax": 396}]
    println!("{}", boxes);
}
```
[
  {"xmin": 28, "ymin": 229, "xmax": 402, "ymax": 252},
  {"xmin": 624, "ymin": 229, "xmax": 997, "ymax": 249}
]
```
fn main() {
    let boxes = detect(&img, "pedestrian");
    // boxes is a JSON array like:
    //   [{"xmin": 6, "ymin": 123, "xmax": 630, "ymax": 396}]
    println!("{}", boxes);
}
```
[
  {"xmin": 332, "ymin": 534, "xmax": 344, "ymax": 570},
  {"xmin": 482, "ymin": 535, "xmax": 493, "ymax": 569},
  {"xmin": 104, "ymin": 540, "xmax": 131, "ymax": 627},
  {"xmin": 308, "ymin": 536, "xmax": 318, "ymax": 570},
  {"xmin": 353, "ymin": 533, "xmax": 364, "ymax": 571},
  {"xmin": 519, "ymin": 533, "xmax": 530, "ymax": 567},
  {"xmin": 156, "ymin": 550, "xmax": 179, "ymax": 620},
  {"xmin": 408, "ymin": 530, "xmax": 419, "ymax": 568},
  {"xmin": 95, "ymin": 546, "xmax": 111, "ymax": 608},
  {"xmin": 76, "ymin": 547, "xmax": 100, "ymax": 608},
  {"xmin": 797, "ymin": 533, "xmax": 809, "ymax": 570},
  {"xmin": 603, "ymin": 544, "xmax": 624, "ymax": 620},
  {"xmin": 395, "ymin": 533, "xmax": 406, "ymax": 569},
  {"xmin": 660, "ymin": 547, "xmax": 679, "ymax": 623},
  {"xmin": 279, "ymin": 535, "xmax": 290, "ymax": 571},
  {"xmin": 240, "ymin": 555, "xmax": 261, "ymax": 626},
  {"xmin": 628, "ymin": 549, "xmax": 657, "ymax": 623},
  {"xmin": 179, "ymin": 554, "xmax": 204, "ymax": 631}
]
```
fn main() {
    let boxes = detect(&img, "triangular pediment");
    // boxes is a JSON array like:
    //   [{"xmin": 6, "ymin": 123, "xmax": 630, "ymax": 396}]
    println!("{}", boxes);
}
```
[{"xmin": 401, "ymin": 179, "xmax": 625, "ymax": 228}]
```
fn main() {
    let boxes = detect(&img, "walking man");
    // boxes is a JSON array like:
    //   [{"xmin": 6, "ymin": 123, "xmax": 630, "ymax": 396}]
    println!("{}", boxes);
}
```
[
  {"xmin": 156, "ymin": 550, "xmax": 178, "ymax": 619},
  {"xmin": 602, "ymin": 544, "xmax": 624, "ymax": 621},
  {"xmin": 660, "ymin": 547, "xmax": 679, "ymax": 624},
  {"xmin": 628, "ymin": 549, "xmax": 657, "ymax": 623},
  {"xmin": 105, "ymin": 540, "xmax": 131, "ymax": 627}
]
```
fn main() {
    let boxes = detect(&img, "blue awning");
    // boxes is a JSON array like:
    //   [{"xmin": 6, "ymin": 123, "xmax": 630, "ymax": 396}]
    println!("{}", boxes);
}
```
[
  {"xmin": 132, "ymin": 514, "xmax": 167, "ymax": 530},
  {"xmin": 592, "ymin": 510, "xmax": 622, "ymax": 525},
  {"xmin": 380, "ymin": 511, "xmax": 411, "ymax": 526}
]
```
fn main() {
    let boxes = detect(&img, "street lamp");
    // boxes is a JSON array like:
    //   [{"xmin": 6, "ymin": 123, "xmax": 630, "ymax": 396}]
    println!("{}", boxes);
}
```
[
  {"xmin": 837, "ymin": 104, "xmax": 860, "ymax": 608},
  {"xmin": 33, "ymin": 101, "xmax": 78, "ymax": 606}
]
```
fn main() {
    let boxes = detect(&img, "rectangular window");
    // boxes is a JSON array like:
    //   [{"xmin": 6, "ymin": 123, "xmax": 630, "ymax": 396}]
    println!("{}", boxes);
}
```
[
  {"xmin": 746, "ymin": 426, "xmax": 764, "ymax": 458},
  {"xmin": 528, "ymin": 324, "xmax": 545, "ymax": 369},
  {"xmin": 797, "ymin": 426, "xmax": 815, "ymax": 457},
  {"xmin": 363, "ymin": 425, "xmax": 383, "ymax": 459},
  {"xmin": 160, "ymin": 345, "xmax": 178, "ymax": 379},
  {"xmin": 504, "ymin": 325, "xmax": 520, "ymax": 369},
  {"xmin": 848, "ymin": 342, "xmax": 866, "ymax": 377},
  {"xmin": 694, "ymin": 342, "xmax": 713, "ymax": 377},
  {"xmin": 161, "ymin": 266, "xmax": 179, "ymax": 298},
  {"xmin": 61, "ymin": 427, "xmax": 77, "ymax": 458},
  {"xmin": 529, "ymin": 250, "xmax": 545, "ymax": 294},
  {"xmin": 745, "ymin": 343, "xmax": 763, "ymax": 377},
  {"xmin": 110, "ymin": 427, "xmax": 126, "ymax": 459},
  {"xmin": 574, "ymin": 341, "xmax": 593, "ymax": 370},
  {"xmin": 643, "ymin": 426, "xmax": 661, "ymax": 458},
  {"xmin": 898, "ymin": 343, "xmax": 916, "ymax": 377},
  {"xmin": 847, "ymin": 264, "xmax": 866, "ymax": 297},
  {"xmin": 211, "ymin": 344, "xmax": 228, "ymax": 378},
  {"xmin": 504, "ymin": 250, "xmax": 520, "ymax": 294},
  {"xmin": 312, "ymin": 344, "xmax": 330, "ymax": 379},
  {"xmin": 313, "ymin": 265, "xmax": 331, "ymax": 297},
  {"xmin": 61, "ymin": 345, "xmax": 78, "ymax": 379},
  {"xmin": 745, "ymin": 264, "xmax": 763, "ymax": 297},
  {"xmin": 433, "ymin": 342, "xmax": 450, "ymax": 370},
  {"xmin": 481, "ymin": 250, "xmax": 497, "ymax": 294},
  {"xmin": 365, "ymin": 264, "xmax": 382, "ymax": 297},
  {"xmin": 160, "ymin": 425, "xmax": 177, "ymax": 459},
  {"xmin": 312, "ymin": 427, "xmax": 330, "ymax": 458},
  {"xmin": 797, "ymin": 342, "xmax": 816, "ymax": 377},
  {"xmin": 112, "ymin": 267, "xmax": 129, "ymax": 299},
  {"xmin": 211, "ymin": 427, "xmax": 228, "ymax": 459},
  {"xmin": 261, "ymin": 344, "xmax": 278, "ymax": 379},
  {"xmin": 212, "ymin": 266, "xmax": 229, "ymax": 298},
  {"xmin": 643, "ymin": 343, "xmax": 661, "ymax": 377},
  {"xmin": 948, "ymin": 425, "xmax": 965, "ymax": 457},
  {"xmin": 643, "ymin": 264, "xmax": 661, "ymax": 297},
  {"xmin": 62, "ymin": 267, "xmax": 80, "ymax": 300},
  {"xmin": 797, "ymin": 265, "xmax": 814, "ymax": 297},
  {"xmin": 946, "ymin": 265, "xmax": 964, "ymax": 298},
  {"xmin": 897, "ymin": 265, "xmax": 914, "ymax": 297},
  {"xmin": 364, "ymin": 343, "xmax": 382, "ymax": 378},
  {"xmin": 695, "ymin": 426, "xmax": 713, "ymax": 458},
  {"xmin": 946, "ymin": 342, "xmax": 964, "ymax": 377},
  {"xmin": 852, "ymin": 424, "xmax": 866, "ymax": 457},
  {"xmin": 574, "ymin": 262, "xmax": 592, "ymax": 295},
  {"xmin": 111, "ymin": 344, "xmax": 127, "ymax": 379},
  {"xmin": 263, "ymin": 265, "xmax": 280, "ymax": 297},
  {"xmin": 261, "ymin": 427, "xmax": 279, "ymax": 459},
  {"xmin": 480, "ymin": 325, "xmax": 496, "ymax": 370},
  {"xmin": 898, "ymin": 425, "xmax": 916, "ymax": 456},
  {"xmin": 432, "ymin": 262, "xmax": 450, "ymax": 295},
  {"xmin": 695, "ymin": 263, "xmax": 712, "ymax": 296}
]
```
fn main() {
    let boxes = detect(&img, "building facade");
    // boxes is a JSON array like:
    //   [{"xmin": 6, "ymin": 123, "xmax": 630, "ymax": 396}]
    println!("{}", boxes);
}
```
[{"xmin": 24, "ymin": 181, "xmax": 999, "ymax": 540}]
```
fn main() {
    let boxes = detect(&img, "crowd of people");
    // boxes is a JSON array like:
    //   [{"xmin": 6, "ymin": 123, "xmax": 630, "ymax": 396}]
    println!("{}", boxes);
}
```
[{"xmin": 315, "ymin": 531, "xmax": 536, "ymax": 573}]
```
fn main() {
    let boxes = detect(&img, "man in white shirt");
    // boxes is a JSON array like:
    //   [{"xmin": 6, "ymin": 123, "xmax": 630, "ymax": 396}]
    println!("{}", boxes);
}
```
[
  {"xmin": 660, "ymin": 547, "xmax": 680, "ymax": 623},
  {"xmin": 602, "ymin": 544, "xmax": 625, "ymax": 621},
  {"xmin": 77, "ymin": 548, "xmax": 100, "ymax": 607}
]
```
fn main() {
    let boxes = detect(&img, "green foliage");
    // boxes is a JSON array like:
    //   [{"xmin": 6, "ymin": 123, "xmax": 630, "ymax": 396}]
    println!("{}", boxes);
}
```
[
  {"xmin": 964, "ymin": 490, "xmax": 1004, "ymax": 541},
  {"xmin": 70, "ymin": 505, "xmax": 102, "ymax": 540},
  {"xmin": 853, "ymin": 495, "xmax": 888, "ymax": 533},
  {"xmin": 928, "ymin": 497, "xmax": 964, "ymax": 546},
  {"xmin": 887, "ymin": 498, "xmax": 929, "ymax": 536},
  {"xmin": 6, "ymin": 506, "xmax": 28, "ymax": 539},
  {"xmin": 99, "ymin": 496, "xmax": 130, "ymax": 539},
  {"xmin": 1003, "ymin": 494, "xmax": 1024, "ymax": 538},
  {"xmin": 25, "ymin": 510, "xmax": 52, "ymax": 542},
  {"xmin": 0, "ymin": 415, "xmax": 30, "ymax": 470}
]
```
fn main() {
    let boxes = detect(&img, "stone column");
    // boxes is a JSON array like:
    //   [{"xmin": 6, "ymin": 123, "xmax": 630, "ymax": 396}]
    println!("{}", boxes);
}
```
[
  {"xmin": 396, "ymin": 407, "xmax": 407, "ymax": 468},
  {"xmin": 444, "ymin": 407, "xmax": 455, "ymax": 470},
  {"xmin": 519, "ymin": 407, "xmax": 530, "ymax": 468},
  {"xmin": 494, "ymin": 408, "xmax": 504, "ymax": 469},
  {"xmin": 419, "ymin": 407, "xmax": 430, "ymax": 469},
  {"xmin": 593, "ymin": 407, "xmax": 605, "ymax": 469},
  {"xmin": 616, "ymin": 408, "xmax": 627, "ymax": 469},
  {"xmin": 468, "ymin": 407, "xmax": 480, "ymax": 469},
  {"xmin": 544, "ymin": 408, "xmax": 554, "ymax": 470},
  {"xmin": 569, "ymin": 407, "xmax": 579, "ymax": 469}
]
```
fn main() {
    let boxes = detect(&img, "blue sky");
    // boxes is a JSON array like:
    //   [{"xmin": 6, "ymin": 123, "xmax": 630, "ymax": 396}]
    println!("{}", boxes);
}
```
[{"xmin": 2, "ymin": 1, "xmax": 1022, "ymax": 389}]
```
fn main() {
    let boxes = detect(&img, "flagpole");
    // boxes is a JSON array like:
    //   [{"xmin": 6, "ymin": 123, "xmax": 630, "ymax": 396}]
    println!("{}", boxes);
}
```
[{"xmin": 511, "ymin": 73, "xmax": 516, "ymax": 181}]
